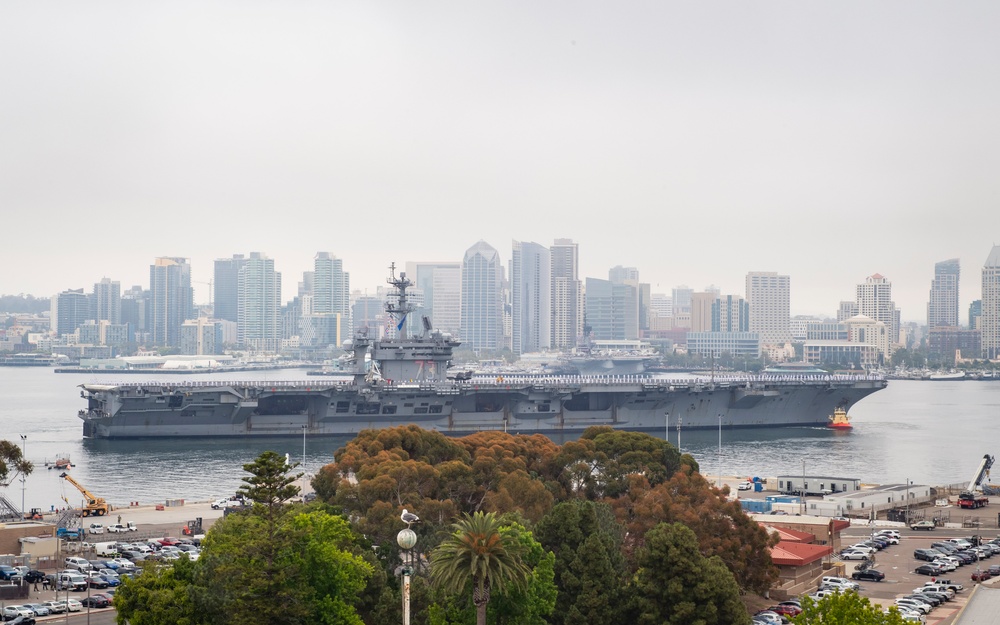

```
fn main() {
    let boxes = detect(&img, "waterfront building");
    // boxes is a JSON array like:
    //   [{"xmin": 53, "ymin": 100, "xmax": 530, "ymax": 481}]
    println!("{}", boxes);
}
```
[
  {"xmin": 313, "ymin": 253, "xmax": 351, "ymax": 335},
  {"xmin": 550, "ymin": 238, "xmax": 582, "ymax": 349},
  {"xmin": 237, "ymin": 252, "xmax": 282, "ymax": 352},
  {"xmin": 213, "ymin": 254, "xmax": 247, "ymax": 323},
  {"xmin": 461, "ymin": 240, "xmax": 503, "ymax": 352},
  {"xmin": 511, "ymin": 241, "xmax": 551, "ymax": 355},
  {"xmin": 585, "ymin": 277, "xmax": 638, "ymax": 341},
  {"xmin": 928, "ymin": 327, "xmax": 981, "ymax": 364},
  {"xmin": 149, "ymin": 257, "xmax": 193, "ymax": 347},
  {"xmin": 92, "ymin": 278, "xmax": 121, "ymax": 325},
  {"xmin": 745, "ymin": 271, "xmax": 791, "ymax": 345},
  {"xmin": 802, "ymin": 341, "xmax": 880, "ymax": 367},
  {"xmin": 180, "ymin": 318, "xmax": 224, "ymax": 355},
  {"xmin": 78, "ymin": 320, "xmax": 130, "ymax": 348},
  {"xmin": 983, "ymin": 245, "xmax": 1000, "ymax": 359},
  {"xmin": 842, "ymin": 314, "xmax": 890, "ymax": 364},
  {"xmin": 855, "ymin": 274, "xmax": 897, "ymax": 357},
  {"xmin": 686, "ymin": 331, "xmax": 760, "ymax": 358},
  {"xmin": 51, "ymin": 289, "xmax": 91, "ymax": 337},
  {"xmin": 927, "ymin": 258, "xmax": 960, "ymax": 330},
  {"xmin": 805, "ymin": 322, "xmax": 848, "ymax": 341},
  {"xmin": 713, "ymin": 295, "xmax": 750, "ymax": 333}
]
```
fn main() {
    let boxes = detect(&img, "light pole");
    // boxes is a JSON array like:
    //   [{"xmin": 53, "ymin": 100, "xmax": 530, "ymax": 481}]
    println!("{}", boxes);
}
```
[
  {"xmin": 19, "ymin": 435, "xmax": 26, "ymax": 520},
  {"xmin": 397, "ymin": 526, "xmax": 418, "ymax": 625},
  {"xmin": 717, "ymin": 414, "xmax": 722, "ymax": 488},
  {"xmin": 906, "ymin": 478, "xmax": 911, "ymax": 523},
  {"xmin": 676, "ymin": 413, "xmax": 682, "ymax": 454},
  {"xmin": 801, "ymin": 459, "xmax": 806, "ymax": 515},
  {"xmin": 301, "ymin": 425, "xmax": 308, "ymax": 495}
]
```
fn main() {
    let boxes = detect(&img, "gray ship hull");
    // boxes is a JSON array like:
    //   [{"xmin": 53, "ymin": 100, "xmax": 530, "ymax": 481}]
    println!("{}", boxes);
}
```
[{"xmin": 79, "ymin": 375, "xmax": 887, "ymax": 439}]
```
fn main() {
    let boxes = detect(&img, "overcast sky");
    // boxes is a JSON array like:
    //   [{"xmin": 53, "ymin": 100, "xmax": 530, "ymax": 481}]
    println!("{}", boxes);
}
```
[{"xmin": 2, "ymin": 2, "xmax": 998, "ymax": 321}]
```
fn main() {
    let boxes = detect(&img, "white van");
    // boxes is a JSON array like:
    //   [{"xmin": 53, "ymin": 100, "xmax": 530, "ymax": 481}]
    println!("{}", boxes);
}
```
[
  {"xmin": 94, "ymin": 541, "xmax": 120, "ymax": 557},
  {"xmin": 57, "ymin": 572, "xmax": 88, "ymax": 591}
]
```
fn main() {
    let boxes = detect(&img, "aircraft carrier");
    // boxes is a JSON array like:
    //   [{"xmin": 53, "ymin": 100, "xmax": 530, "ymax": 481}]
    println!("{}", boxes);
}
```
[{"xmin": 78, "ymin": 266, "xmax": 887, "ymax": 439}]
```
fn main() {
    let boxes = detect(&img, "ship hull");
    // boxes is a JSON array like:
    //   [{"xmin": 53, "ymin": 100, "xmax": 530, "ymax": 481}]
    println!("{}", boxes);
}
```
[{"xmin": 79, "ymin": 376, "xmax": 887, "ymax": 439}]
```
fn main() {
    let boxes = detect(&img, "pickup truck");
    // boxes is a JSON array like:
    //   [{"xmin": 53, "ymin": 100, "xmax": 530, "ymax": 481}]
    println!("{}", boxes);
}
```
[{"xmin": 911, "ymin": 520, "xmax": 936, "ymax": 531}]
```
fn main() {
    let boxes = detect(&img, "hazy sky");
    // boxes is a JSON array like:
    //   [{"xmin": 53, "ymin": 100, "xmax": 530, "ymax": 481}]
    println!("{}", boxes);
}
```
[{"xmin": 2, "ymin": 2, "xmax": 998, "ymax": 321}]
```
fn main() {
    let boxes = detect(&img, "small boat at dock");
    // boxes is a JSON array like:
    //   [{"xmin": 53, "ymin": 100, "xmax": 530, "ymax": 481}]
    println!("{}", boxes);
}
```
[{"xmin": 827, "ymin": 407, "xmax": 852, "ymax": 429}]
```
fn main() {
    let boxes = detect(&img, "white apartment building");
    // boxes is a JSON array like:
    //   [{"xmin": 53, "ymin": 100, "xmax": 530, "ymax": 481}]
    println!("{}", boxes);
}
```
[{"xmin": 745, "ymin": 271, "xmax": 791, "ymax": 345}]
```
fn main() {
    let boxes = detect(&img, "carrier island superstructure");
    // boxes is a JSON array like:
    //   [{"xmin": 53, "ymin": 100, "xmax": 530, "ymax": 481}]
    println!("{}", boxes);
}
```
[{"xmin": 78, "ymin": 266, "xmax": 887, "ymax": 439}]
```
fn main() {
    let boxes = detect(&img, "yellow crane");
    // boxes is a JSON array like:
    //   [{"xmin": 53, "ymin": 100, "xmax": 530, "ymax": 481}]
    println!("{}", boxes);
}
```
[{"xmin": 59, "ymin": 472, "xmax": 109, "ymax": 517}]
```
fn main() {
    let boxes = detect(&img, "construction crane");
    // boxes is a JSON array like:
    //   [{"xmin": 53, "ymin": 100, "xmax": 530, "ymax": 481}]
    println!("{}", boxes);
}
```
[
  {"xmin": 958, "ymin": 454, "xmax": 995, "ymax": 509},
  {"xmin": 59, "ymin": 472, "xmax": 109, "ymax": 517}
]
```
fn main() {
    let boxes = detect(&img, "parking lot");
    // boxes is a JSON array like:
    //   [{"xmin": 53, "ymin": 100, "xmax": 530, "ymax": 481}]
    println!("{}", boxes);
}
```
[{"xmin": 837, "ymin": 525, "xmax": 1000, "ymax": 624}]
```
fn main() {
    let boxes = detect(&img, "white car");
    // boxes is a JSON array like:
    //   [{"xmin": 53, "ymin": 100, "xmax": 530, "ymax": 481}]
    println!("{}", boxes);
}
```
[
  {"xmin": 42, "ymin": 601, "xmax": 67, "ymax": 614},
  {"xmin": 930, "ymin": 559, "xmax": 957, "ymax": 572},
  {"xmin": 2, "ymin": 606, "xmax": 34, "ymax": 619},
  {"xmin": 840, "ymin": 549, "xmax": 871, "ymax": 560},
  {"xmin": 848, "ymin": 544, "xmax": 877, "ymax": 555},
  {"xmin": 738, "ymin": 481, "xmax": 753, "ymax": 491},
  {"xmin": 895, "ymin": 599, "xmax": 931, "ymax": 615},
  {"xmin": 107, "ymin": 524, "xmax": 129, "ymax": 533},
  {"xmin": 89, "ymin": 523, "xmax": 105, "ymax": 534}
]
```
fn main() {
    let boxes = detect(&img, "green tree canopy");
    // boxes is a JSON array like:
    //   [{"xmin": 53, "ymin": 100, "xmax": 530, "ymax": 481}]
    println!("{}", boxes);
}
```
[
  {"xmin": 794, "ymin": 592, "xmax": 907, "ymax": 624},
  {"xmin": 634, "ymin": 522, "xmax": 750, "ymax": 625},
  {"xmin": 0, "ymin": 439, "xmax": 32, "ymax": 487},
  {"xmin": 430, "ymin": 511, "xmax": 532, "ymax": 625}
]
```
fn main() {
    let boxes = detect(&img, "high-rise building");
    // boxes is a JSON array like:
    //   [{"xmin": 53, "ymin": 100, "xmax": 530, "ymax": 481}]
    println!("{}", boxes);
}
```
[
  {"xmin": 970, "ymin": 300, "xmax": 982, "ymax": 330},
  {"xmin": 928, "ymin": 258, "xmax": 960, "ymax": 330},
  {"xmin": 149, "ymin": 257, "xmax": 193, "ymax": 347},
  {"xmin": 713, "ymin": 295, "xmax": 750, "ymax": 332},
  {"xmin": 313, "ymin": 253, "xmax": 351, "ymax": 335},
  {"xmin": 745, "ymin": 272, "xmax": 791, "ymax": 345},
  {"xmin": 550, "ymin": 238, "xmax": 581, "ymax": 349},
  {"xmin": 672, "ymin": 286, "xmax": 693, "ymax": 317},
  {"xmin": 406, "ymin": 262, "xmax": 462, "ymax": 335},
  {"xmin": 51, "ymin": 289, "xmax": 91, "ymax": 336},
  {"xmin": 690, "ymin": 292, "xmax": 716, "ymax": 333},
  {"xmin": 92, "ymin": 278, "xmax": 121, "ymax": 325},
  {"xmin": 214, "ymin": 254, "xmax": 247, "ymax": 323},
  {"xmin": 650, "ymin": 294, "xmax": 672, "ymax": 318},
  {"xmin": 837, "ymin": 301, "xmax": 859, "ymax": 322},
  {"xmin": 511, "ymin": 241, "xmax": 551, "ymax": 355},
  {"xmin": 585, "ymin": 277, "xmax": 638, "ymax": 341},
  {"xmin": 856, "ymin": 273, "xmax": 897, "ymax": 356},
  {"xmin": 461, "ymin": 241, "xmax": 503, "ymax": 352},
  {"xmin": 237, "ymin": 252, "xmax": 282, "ymax": 352},
  {"xmin": 982, "ymin": 246, "xmax": 1000, "ymax": 359}
]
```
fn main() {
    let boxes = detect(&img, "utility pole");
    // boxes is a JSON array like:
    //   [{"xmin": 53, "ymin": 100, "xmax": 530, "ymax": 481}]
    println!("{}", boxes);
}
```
[
  {"xmin": 717, "ymin": 414, "xmax": 722, "ymax": 488},
  {"xmin": 302, "ymin": 425, "xmax": 308, "ymax": 495},
  {"xmin": 20, "ymin": 435, "xmax": 26, "ymax": 520}
]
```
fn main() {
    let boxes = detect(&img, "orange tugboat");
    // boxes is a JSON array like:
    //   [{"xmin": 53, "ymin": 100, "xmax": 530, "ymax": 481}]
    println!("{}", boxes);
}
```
[{"xmin": 827, "ymin": 407, "xmax": 852, "ymax": 429}]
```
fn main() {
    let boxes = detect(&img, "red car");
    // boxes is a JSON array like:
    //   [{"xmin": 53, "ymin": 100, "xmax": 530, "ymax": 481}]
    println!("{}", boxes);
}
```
[
  {"xmin": 770, "ymin": 604, "xmax": 803, "ymax": 617},
  {"xmin": 971, "ymin": 570, "xmax": 992, "ymax": 582},
  {"xmin": 157, "ymin": 537, "xmax": 181, "ymax": 546}
]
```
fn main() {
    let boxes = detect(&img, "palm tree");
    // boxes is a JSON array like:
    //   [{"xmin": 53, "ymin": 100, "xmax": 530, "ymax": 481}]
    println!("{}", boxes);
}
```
[{"xmin": 431, "ymin": 511, "xmax": 532, "ymax": 625}]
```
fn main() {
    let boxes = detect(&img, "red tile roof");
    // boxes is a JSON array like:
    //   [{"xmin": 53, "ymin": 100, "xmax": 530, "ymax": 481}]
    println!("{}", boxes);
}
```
[{"xmin": 771, "ymin": 541, "xmax": 832, "ymax": 566}]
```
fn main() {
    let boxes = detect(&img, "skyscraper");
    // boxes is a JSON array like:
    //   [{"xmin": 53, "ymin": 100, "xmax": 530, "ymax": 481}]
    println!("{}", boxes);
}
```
[
  {"xmin": 406, "ymin": 262, "xmax": 462, "ymax": 335},
  {"xmin": 214, "ymin": 254, "xmax": 247, "ymax": 323},
  {"xmin": 550, "ymin": 238, "xmax": 581, "ymax": 349},
  {"xmin": 927, "ymin": 258, "xmax": 960, "ymax": 330},
  {"xmin": 511, "ymin": 241, "xmax": 551, "ymax": 355},
  {"xmin": 237, "ymin": 252, "xmax": 282, "ymax": 352},
  {"xmin": 856, "ymin": 273, "xmax": 897, "ymax": 355},
  {"xmin": 461, "ymin": 240, "xmax": 503, "ymax": 352},
  {"xmin": 712, "ymin": 295, "xmax": 750, "ymax": 332},
  {"xmin": 92, "ymin": 278, "xmax": 121, "ymax": 325},
  {"xmin": 313, "ymin": 253, "xmax": 351, "ymax": 333},
  {"xmin": 982, "ymin": 246, "xmax": 1000, "ymax": 359},
  {"xmin": 51, "ymin": 289, "xmax": 91, "ymax": 336},
  {"xmin": 745, "ymin": 271, "xmax": 791, "ymax": 345},
  {"xmin": 585, "ymin": 277, "xmax": 638, "ymax": 341},
  {"xmin": 149, "ymin": 257, "xmax": 193, "ymax": 347}
]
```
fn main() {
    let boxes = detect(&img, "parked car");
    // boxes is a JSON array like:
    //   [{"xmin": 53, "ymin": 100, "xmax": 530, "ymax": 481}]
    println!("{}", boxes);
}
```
[
  {"xmin": 852, "ymin": 569, "xmax": 885, "ymax": 582},
  {"xmin": 925, "ymin": 579, "xmax": 964, "ymax": 592},
  {"xmin": 752, "ymin": 611, "xmax": 783, "ymax": 624},
  {"xmin": 915, "ymin": 564, "xmax": 945, "ymax": 576},
  {"xmin": 738, "ymin": 481, "xmax": 753, "ymax": 491},
  {"xmin": 80, "ymin": 595, "xmax": 109, "ymax": 609},
  {"xmin": 22, "ymin": 604, "xmax": 50, "ymax": 617},
  {"xmin": 107, "ymin": 524, "xmax": 129, "ymax": 533},
  {"xmin": 2, "ymin": 606, "xmax": 35, "ymax": 620},
  {"xmin": 5, "ymin": 616, "xmax": 37, "ymax": 625},
  {"xmin": 768, "ymin": 604, "xmax": 802, "ymax": 617},
  {"xmin": 914, "ymin": 549, "xmax": 945, "ymax": 562},
  {"xmin": 839, "ymin": 549, "xmax": 871, "ymax": 560},
  {"xmin": 911, "ymin": 520, "xmax": 936, "ymax": 531},
  {"xmin": 971, "ymin": 570, "xmax": 992, "ymax": 582},
  {"xmin": 88, "ymin": 523, "xmax": 105, "ymax": 534},
  {"xmin": 0, "ymin": 564, "xmax": 24, "ymax": 581},
  {"xmin": 41, "ymin": 601, "xmax": 66, "ymax": 614},
  {"xmin": 64, "ymin": 557, "xmax": 93, "ymax": 572},
  {"xmin": 931, "ymin": 559, "xmax": 957, "ymax": 572},
  {"xmin": 894, "ymin": 599, "xmax": 931, "ymax": 614}
]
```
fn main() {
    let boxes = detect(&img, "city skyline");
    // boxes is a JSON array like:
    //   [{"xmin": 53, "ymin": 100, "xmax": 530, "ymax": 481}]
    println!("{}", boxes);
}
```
[{"xmin": 3, "ymin": 3, "xmax": 999, "ymax": 321}]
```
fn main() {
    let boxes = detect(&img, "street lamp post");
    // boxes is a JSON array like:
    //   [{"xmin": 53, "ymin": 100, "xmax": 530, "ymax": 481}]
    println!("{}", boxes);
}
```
[
  {"xmin": 906, "ymin": 478, "xmax": 911, "ymax": 523},
  {"xmin": 397, "ymin": 527, "xmax": 418, "ymax": 625},
  {"xmin": 717, "ymin": 414, "xmax": 722, "ymax": 488},
  {"xmin": 801, "ymin": 459, "xmax": 806, "ymax": 515},
  {"xmin": 19, "ymin": 435, "xmax": 26, "ymax": 520},
  {"xmin": 676, "ymin": 414, "xmax": 682, "ymax": 454},
  {"xmin": 301, "ymin": 425, "xmax": 308, "ymax": 494}
]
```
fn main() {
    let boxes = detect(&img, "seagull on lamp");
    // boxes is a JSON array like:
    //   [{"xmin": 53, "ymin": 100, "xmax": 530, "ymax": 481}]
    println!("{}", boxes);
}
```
[{"xmin": 401, "ymin": 509, "xmax": 420, "ymax": 528}]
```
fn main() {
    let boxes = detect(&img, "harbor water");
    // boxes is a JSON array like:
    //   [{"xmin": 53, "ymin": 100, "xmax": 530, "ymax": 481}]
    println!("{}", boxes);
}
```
[{"xmin": 0, "ymin": 367, "xmax": 997, "ymax": 512}]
